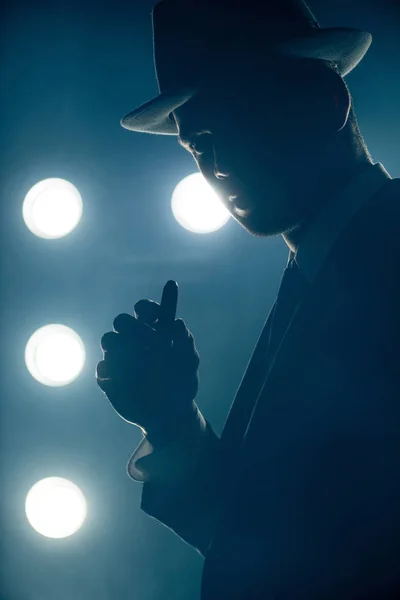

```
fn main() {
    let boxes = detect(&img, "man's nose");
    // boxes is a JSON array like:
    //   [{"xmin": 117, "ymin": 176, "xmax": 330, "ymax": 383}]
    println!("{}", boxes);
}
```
[
  {"xmin": 214, "ymin": 163, "xmax": 230, "ymax": 179},
  {"xmin": 211, "ymin": 140, "xmax": 230, "ymax": 179}
]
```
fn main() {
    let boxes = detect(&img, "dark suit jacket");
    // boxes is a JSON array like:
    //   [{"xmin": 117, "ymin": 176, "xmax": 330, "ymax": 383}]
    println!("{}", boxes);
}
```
[{"xmin": 139, "ymin": 175, "xmax": 400, "ymax": 599}]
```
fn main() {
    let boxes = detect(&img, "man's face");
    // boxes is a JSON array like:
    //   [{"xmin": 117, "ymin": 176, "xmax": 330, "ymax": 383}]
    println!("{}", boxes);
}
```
[{"xmin": 173, "ymin": 57, "xmax": 322, "ymax": 237}]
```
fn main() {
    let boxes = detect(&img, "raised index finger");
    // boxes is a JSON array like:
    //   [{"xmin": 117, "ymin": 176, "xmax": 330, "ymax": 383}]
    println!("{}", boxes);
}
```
[{"xmin": 158, "ymin": 280, "xmax": 178, "ymax": 331}]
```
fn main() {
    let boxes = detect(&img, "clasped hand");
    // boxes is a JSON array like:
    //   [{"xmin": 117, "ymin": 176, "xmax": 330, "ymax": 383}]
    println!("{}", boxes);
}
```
[{"xmin": 96, "ymin": 281, "xmax": 200, "ymax": 447}]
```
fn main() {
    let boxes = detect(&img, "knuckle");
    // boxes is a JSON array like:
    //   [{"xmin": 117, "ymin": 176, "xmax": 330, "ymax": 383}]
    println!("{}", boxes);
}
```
[
  {"xmin": 134, "ymin": 299, "xmax": 159, "ymax": 322},
  {"xmin": 95, "ymin": 361, "xmax": 103, "ymax": 378},
  {"xmin": 134, "ymin": 299, "xmax": 151, "ymax": 311},
  {"xmin": 100, "ymin": 331, "xmax": 117, "ymax": 351},
  {"xmin": 113, "ymin": 313, "xmax": 134, "ymax": 333},
  {"xmin": 96, "ymin": 360, "xmax": 111, "ymax": 379}
]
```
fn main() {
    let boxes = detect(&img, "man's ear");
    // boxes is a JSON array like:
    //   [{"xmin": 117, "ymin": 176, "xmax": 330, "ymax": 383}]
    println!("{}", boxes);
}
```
[
  {"xmin": 330, "ymin": 69, "xmax": 351, "ymax": 132},
  {"xmin": 287, "ymin": 59, "xmax": 351, "ymax": 134},
  {"xmin": 312, "ymin": 64, "xmax": 351, "ymax": 133}
]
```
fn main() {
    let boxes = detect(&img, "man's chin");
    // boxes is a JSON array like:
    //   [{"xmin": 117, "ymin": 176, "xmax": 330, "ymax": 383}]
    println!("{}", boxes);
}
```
[{"xmin": 233, "ymin": 206, "xmax": 294, "ymax": 238}]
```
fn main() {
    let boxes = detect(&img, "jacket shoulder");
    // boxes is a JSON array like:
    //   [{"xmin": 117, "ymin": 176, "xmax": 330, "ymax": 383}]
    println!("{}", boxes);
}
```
[
  {"xmin": 317, "ymin": 177, "xmax": 400, "ymax": 311},
  {"xmin": 337, "ymin": 177, "xmax": 399, "ymax": 274}
]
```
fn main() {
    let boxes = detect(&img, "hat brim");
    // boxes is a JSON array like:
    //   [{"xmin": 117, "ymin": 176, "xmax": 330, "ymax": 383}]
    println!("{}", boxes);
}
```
[{"xmin": 121, "ymin": 26, "xmax": 372, "ymax": 136}]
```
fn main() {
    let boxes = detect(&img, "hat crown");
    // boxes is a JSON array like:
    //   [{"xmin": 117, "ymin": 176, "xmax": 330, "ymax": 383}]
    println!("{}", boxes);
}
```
[
  {"xmin": 156, "ymin": 0, "xmax": 319, "ymax": 25},
  {"xmin": 120, "ymin": 0, "xmax": 371, "ymax": 135},
  {"xmin": 153, "ymin": 0, "xmax": 321, "ymax": 92}
]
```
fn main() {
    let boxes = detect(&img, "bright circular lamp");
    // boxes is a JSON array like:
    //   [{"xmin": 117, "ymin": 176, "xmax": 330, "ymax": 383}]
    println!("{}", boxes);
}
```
[
  {"xmin": 171, "ymin": 172, "xmax": 230, "ymax": 233},
  {"xmin": 22, "ymin": 178, "xmax": 83, "ymax": 239},
  {"xmin": 25, "ymin": 477, "xmax": 87, "ymax": 539},
  {"xmin": 25, "ymin": 324, "xmax": 85, "ymax": 387}
]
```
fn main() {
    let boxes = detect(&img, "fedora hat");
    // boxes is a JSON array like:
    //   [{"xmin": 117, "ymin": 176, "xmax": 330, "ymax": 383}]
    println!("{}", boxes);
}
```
[{"xmin": 121, "ymin": 0, "xmax": 372, "ymax": 136}]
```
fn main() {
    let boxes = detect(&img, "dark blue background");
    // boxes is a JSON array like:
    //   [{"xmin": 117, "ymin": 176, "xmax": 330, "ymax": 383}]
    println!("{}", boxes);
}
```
[{"xmin": 1, "ymin": 1, "xmax": 399, "ymax": 599}]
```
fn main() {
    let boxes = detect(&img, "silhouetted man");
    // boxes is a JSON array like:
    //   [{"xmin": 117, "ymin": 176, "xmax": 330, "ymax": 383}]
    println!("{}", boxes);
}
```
[{"xmin": 96, "ymin": 1, "xmax": 400, "ymax": 598}]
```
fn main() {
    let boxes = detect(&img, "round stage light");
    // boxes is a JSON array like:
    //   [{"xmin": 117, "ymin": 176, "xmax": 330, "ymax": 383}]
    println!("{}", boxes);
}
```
[
  {"xmin": 171, "ymin": 172, "xmax": 230, "ymax": 233},
  {"xmin": 22, "ymin": 178, "xmax": 83, "ymax": 239},
  {"xmin": 25, "ymin": 477, "xmax": 87, "ymax": 539},
  {"xmin": 25, "ymin": 324, "xmax": 85, "ymax": 387}
]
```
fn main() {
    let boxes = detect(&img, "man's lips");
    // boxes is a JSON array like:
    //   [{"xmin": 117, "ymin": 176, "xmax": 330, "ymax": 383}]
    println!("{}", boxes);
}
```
[
  {"xmin": 215, "ymin": 175, "xmax": 254, "ymax": 217},
  {"xmin": 228, "ymin": 194, "xmax": 254, "ymax": 218}
]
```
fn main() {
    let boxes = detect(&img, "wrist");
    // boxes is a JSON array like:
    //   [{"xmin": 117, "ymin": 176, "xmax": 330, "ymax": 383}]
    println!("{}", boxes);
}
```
[{"xmin": 145, "ymin": 401, "xmax": 199, "ymax": 450}]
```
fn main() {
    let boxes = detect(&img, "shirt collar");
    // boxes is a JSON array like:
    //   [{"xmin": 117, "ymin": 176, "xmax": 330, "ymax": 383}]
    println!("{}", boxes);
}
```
[{"xmin": 291, "ymin": 162, "xmax": 392, "ymax": 283}]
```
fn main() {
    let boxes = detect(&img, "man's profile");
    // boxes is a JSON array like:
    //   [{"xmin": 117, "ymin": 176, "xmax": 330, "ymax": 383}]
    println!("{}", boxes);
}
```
[{"xmin": 96, "ymin": 1, "xmax": 400, "ymax": 598}]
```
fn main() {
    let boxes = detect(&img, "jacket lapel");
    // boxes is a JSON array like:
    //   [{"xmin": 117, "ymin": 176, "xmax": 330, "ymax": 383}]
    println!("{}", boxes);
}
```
[
  {"xmin": 241, "ymin": 177, "xmax": 400, "ymax": 453},
  {"xmin": 218, "ymin": 177, "xmax": 399, "ymax": 496},
  {"xmin": 218, "ymin": 302, "xmax": 277, "ymax": 455}
]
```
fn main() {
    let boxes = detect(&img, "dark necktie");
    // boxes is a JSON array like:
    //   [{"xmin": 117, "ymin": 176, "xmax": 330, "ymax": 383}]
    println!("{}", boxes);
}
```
[
  {"xmin": 265, "ymin": 258, "xmax": 310, "ymax": 367},
  {"xmin": 219, "ymin": 257, "xmax": 310, "ymax": 462},
  {"xmin": 209, "ymin": 258, "xmax": 311, "ymax": 569}
]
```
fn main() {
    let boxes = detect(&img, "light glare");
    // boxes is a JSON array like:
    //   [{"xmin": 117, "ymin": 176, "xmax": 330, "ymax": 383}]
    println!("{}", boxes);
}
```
[
  {"xmin": 171, "ymin": 172, "xmax": 230, "ymax": 233},
  {"xmin": 25, "ymin": 477, "xmax": 87, "ymax": 538},
  {"xmin": 23, "ymin": 178, "xmax": 83, "ymax": 239},
  {"xmin": 25, "ymin": 324, "xmax": 85, "ymax": 387}
]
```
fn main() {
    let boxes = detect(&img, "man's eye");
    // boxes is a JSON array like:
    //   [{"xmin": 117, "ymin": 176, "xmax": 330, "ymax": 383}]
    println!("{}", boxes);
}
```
[
  {"xmin": 190, "ymin": 144, "xmax": 204, "ymax": 156},
  {"xmin": 191, "ymin": 136, "xmax": 212, "ymax": 156},
  {"xmin": 178, "ymin": 133, "xmax": 212, "ymax": 156}
]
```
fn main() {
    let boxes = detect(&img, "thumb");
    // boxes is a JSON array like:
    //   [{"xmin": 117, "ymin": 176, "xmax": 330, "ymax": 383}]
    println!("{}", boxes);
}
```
[
  {"xmin": 172, "ymin": 318, "xmax": 189, "ymax": 344},
  {"xmin": 172, "ymin": 319, "xmax": 200, "ymax": 369}
]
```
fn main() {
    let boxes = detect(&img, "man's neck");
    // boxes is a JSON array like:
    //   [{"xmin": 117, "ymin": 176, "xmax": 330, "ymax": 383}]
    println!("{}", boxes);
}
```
[{"xmin": 282, "ymin": 157, "xmax": 373, "ymax": 254}]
